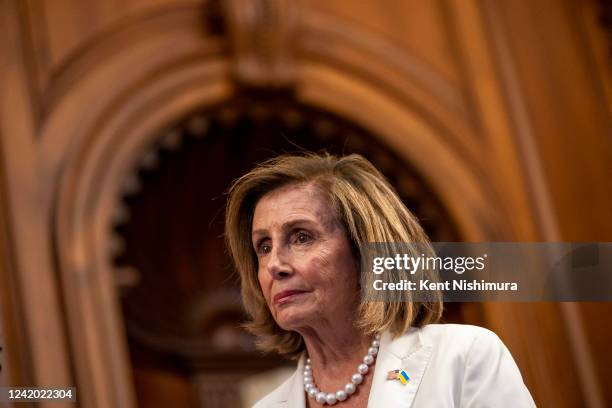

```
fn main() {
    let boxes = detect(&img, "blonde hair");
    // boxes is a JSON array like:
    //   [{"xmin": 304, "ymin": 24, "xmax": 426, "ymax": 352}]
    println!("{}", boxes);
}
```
[{"xmin": 225, "ymin": 153, "xmax": 442, "ymax": 358}]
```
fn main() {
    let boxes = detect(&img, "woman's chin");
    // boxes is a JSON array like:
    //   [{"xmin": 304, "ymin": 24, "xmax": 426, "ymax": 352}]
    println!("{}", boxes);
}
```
[{"xmin": 274, "ymin": 308, "xmax": 315, "ymax": 331}]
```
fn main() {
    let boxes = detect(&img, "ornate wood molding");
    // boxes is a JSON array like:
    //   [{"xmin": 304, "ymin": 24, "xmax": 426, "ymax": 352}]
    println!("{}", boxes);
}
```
[
  {"xmin": 52, "ymin": 64, "xmax": 231, "ymax": 408},
  {"xmin": 223, "ymin": 0, "xmax": 300, "ymax": 87}
]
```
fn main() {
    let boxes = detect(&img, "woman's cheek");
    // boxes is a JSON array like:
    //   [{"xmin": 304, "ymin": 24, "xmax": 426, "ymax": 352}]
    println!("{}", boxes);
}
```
[
  {"xmin": 317, "ymin": 242, "xmax": 337, "ymax": 267},
  {"xmin": 258, "ymin": 270, "xmax": 271, "ymax": 302},
  {"xmin": 307, "ymin": 250, "xmax": 335, "ymax": 282}
]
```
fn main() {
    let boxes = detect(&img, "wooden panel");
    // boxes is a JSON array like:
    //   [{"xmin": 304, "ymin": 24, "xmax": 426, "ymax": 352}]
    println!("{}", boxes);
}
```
[
  {"xmin": 489, "ymin": 0, "xmax": 612, "ymax": 241},
  {"xmin": 579, "ymin": 302, "xmax": 612, "ymax": 407},
  {"xmin": 480, "ymin": 1, "xmax": 612, "ymax": 406},
  {"xmin": 40, "ymin": 0, "xmax": 195, "ymax": 70},
  {"xmin": 575, "ymin": 0, "xmax": 612, "ymax": 113},
  {"xmin": 0, "ymin": 3, "xmax": 77, "ymax": 408},
  {"xmin": 132, "ymin": 367, "xmax": 198, "ymax": 408},
  {"xmin": 445, "ymin": 0, "xmax": 542, "ymax": 241},
  {"xmin": 303, "ymin": 0, "xmax": 460, "ymax": 85}
]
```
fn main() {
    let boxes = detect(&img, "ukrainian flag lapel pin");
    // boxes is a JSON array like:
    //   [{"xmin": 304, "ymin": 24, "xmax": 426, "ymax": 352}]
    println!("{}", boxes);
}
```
[{"xmin": 386, "ymin": 369, "xmax": 410, "ymax": 385}]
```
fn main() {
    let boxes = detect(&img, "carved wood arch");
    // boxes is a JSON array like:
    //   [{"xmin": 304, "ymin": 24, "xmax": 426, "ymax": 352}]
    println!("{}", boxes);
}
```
[{"xmin": 44, "ymin": 4, "xmax": 517, "ymax": 407}]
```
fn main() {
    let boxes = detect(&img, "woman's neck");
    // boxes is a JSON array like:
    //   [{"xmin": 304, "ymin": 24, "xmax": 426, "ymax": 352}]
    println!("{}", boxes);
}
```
[
  {"xmin": 299, "ymin": 321, "xmax": 376, "ymax": 408},
  {"xmin": 299, "ymin": 321, "xmax": 371, "ymax": 373}
]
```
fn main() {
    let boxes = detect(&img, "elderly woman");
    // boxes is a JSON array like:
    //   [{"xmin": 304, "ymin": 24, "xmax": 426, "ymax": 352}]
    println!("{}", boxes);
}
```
[{"xmin": 225, "ymin": 153, "xmax": 535, "ymax": 407}]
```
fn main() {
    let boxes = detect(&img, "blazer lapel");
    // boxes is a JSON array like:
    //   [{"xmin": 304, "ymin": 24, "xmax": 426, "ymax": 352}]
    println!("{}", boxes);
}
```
[
  {"xmin": 270, "ymin": 354, "xmax": 306, "ymax": 408},
  {"xmin": 367, "ymin": 328, "xmax": 433, "ymax": 408}
]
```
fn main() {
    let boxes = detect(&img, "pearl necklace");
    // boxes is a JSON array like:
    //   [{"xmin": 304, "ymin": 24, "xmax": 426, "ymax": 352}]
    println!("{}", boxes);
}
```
[{"xmin": 303, "ymin": 334, "xmax": 380, "ymax": 405}]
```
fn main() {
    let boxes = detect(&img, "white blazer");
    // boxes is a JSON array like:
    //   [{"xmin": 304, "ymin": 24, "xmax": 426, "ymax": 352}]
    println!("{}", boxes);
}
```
[{"xmin": 253, "ymin": 324, "xmax": 536, "ymax": 407}]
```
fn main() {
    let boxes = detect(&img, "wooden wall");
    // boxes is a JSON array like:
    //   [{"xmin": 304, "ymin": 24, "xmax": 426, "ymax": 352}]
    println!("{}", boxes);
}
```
[{"xmin": 0, "ymin": 0, "xmax": 610, "ymax": 407}]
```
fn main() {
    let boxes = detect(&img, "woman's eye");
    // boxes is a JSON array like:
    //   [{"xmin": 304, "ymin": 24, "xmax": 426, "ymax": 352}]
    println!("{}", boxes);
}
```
[
  {"xmin": 257, "ymin": 242, "xmax": 271, "ymax": 255},
  {"xmin": 295, "ymin": 231, "xmax": 312, "ymax": 244}
]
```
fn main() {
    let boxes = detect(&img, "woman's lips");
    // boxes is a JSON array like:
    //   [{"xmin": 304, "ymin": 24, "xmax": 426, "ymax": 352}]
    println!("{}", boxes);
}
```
[{"xmin": 273, "ymin": 290, "xmax": 308, "ymax": 305}]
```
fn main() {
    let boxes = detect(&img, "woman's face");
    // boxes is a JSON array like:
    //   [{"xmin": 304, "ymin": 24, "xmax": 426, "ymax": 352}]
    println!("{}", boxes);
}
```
[{"xmin": 252, "ymin": 182, "xmax": 359, "ymax": 332}]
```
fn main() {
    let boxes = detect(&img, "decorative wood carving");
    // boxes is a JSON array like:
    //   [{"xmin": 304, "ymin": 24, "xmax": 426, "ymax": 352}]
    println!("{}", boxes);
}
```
[{"xmin": 222, "ymin": 0, "xmax": 300, "ymax": 87}]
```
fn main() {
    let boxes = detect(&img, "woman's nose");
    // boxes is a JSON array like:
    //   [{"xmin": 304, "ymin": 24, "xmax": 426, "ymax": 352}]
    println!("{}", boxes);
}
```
[{"xmin": 267, "ymin": 247, "xmax": 293, "ymax": 279}]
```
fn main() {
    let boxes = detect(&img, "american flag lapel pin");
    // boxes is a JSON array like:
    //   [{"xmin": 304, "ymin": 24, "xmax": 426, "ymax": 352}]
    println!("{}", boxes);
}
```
[{"xmin": 386, "ymin": 369, "xmax": 410, "ymax": 385}]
